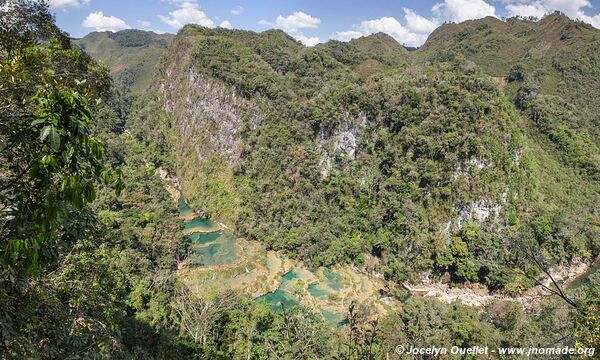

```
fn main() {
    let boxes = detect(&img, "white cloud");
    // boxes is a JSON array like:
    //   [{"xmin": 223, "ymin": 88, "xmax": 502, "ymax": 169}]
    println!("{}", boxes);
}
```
[
  {"xmin": 294, "ymin": 34, "xmax": 321, "ymax": 46},
  {"xmin": 432, "ymin": 0, "xmax": 496, "ymax": 23},
  {"xmin": 403, "ymin": 8, "xmax": 438, "ymax": 34},
  {"xmin": 505, "ymin": 3, "xmax": 548, "ymax": 18},
  {"xmin": 504, "ymin": 0, "xmax": 600, "ymax": 28},
  {"xmin": 48, "ymin": 0, "xmax": 90, "ymax": 9},
  {"xmin": 544, "ymin": 0, "xmax": 590, "ymax": 17},
  {"xmin": 356, "ymin": 17, "xmax": 426, "ymax": 45},
  {"xmin": 137, "ymin": 19, "xmax": 151, "ymax": 27},
  {"xmin": 231, "ymin": 5, "xmax": 244, "ymax": 15},
  {"xmin": 333, "ymin": 30, "xmax": 364, "ymax": 42},
  {"xmin": 332, "ymin": 10, "xmax": 440, "ymax": 47},
  {"xmin": 82, "ymin": 11, "xmax": 130, "ymax": 32},
  {"xmin": 219, "ymin": 20, "xmax": 232, "ymax": 29},
  {"xmin": 260, "ymin": 11, "xmax": 321, "ymax": 33},
  {"xmin": 578, "ymin": 13, "xmax": 600, "ymax": 28},
  {"xmin": 159, "ymin": 1, "xmax": 214, "ymax": 29},
  {"xmin": 259, "ymin": 11, "xmax": 322, "ymax": 46}
]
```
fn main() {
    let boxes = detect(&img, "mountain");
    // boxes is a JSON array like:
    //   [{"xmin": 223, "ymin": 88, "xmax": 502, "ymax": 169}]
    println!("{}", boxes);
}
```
[
  {"xmin": 4, "ymin": 3, "xmax": 600, "ymax": 357},
  {"xmin": 74, "ymin": 29, "xmax": 174, "ymax": 95},
  {"xmin": 417, "ymin": 12, "xmax": 600, "ymax": 139},
  {"xmin": 129, "ymin": 23, "xmax": 599, "ymax": 291}
]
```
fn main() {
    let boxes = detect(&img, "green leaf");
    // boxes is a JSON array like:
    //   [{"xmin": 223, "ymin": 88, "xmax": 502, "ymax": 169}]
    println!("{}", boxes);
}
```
[
  {"xmin": 40, "ymin": 125, "xmax": 51, "ymax": 141},
  {"xmin": 41, "ymin": 155, "xmax": 58, "ymax": 168},
  {"xmin": 31, "ymin": 118, "xmax": 47, "ymax": 127},
  {"xmin": 49, "ymin": 126, "xmax": 60, "ymax": 150},
  {"xmin": 102, "ymin": 170, "xmax": 111, "ymax": 184}
]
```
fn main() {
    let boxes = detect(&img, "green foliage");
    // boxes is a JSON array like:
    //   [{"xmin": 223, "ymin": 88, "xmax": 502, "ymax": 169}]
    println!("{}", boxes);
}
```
[
  {"xmin": 3, "ymin": 4, "xmax": 600, "ymax": 358},
  {"xmin": 1, "ymin": 4, "xmax": 120, "ymax": 273},
  {"xmin": 74, "ymin": 30, "xmax": 173, "ymax": 96},
  {"xmin": 0, "ymin": 0, "xmax": 69, "ymax": 54},
  {"xmin": 107, "ymin": 29, "xmax": 169, "ymax": 48},
  {"xmin": 132, "ymin": 24, "xmax": 600, "ymax": 293}
]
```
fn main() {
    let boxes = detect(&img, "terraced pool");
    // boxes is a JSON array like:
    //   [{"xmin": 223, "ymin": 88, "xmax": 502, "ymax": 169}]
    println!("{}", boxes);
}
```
[{"xmin": 179, "ymin": 196, "xmax": 386, "ymax": 328}]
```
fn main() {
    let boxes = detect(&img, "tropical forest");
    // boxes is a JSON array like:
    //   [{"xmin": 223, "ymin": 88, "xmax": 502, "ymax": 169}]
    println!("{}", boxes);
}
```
[{"xmin": 1, "ymin": 0, "xmax": 599, "ymax": 358}]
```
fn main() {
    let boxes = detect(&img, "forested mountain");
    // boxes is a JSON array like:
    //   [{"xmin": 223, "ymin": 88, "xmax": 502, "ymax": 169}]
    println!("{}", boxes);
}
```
[
  {"xmin": 418, "ymin": 13, "xmax": 600, "ymax": 139},
  {"xmin": 74, "ymin": 30, "xmax": 174, "ymax": 96},
  {"xmin": 1, "ymin": 1, "xmax": 599, "ymax": 358},
  {"xmin": 135, "ymin": 21, "xmax": 599, "ymax": 290}
]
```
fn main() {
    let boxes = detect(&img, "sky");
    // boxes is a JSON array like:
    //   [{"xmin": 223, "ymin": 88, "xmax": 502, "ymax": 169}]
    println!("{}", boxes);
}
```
[{"xmin": 50, "ymin": 0, "xmax": 600, "ymax": 47}]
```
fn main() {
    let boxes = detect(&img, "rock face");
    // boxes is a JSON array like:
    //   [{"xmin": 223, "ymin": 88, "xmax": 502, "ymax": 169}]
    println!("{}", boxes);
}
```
[
  {"xmin": 148, "ymin": 32, "xmax": 271, "ymax": 221},
  {"xmin": 317, "ymin": 112, "xmax": 366, "ymax": 177},
  {"xmin": 159, "ymin": 68, "xmax": 264, "ymax": 167},
  {"xmin": 452, "ymin": 200, "xmax": 502, "ymax": 230}
]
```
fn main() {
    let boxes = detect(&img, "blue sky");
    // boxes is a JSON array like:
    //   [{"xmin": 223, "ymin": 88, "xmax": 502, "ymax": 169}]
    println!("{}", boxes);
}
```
[{"xmin": 51, "ymin": 0, "xmax": 600, "ymax": 47}]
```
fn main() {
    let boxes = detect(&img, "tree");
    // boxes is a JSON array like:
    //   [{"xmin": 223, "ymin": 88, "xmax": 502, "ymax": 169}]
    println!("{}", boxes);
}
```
[
  {"xmin": 0, "ymin": 0, "xmax": 69, "ymax": 54},
  {"xmin": 172, "ymin": 283, "xmax": 236, "ymax": 349},
  {"xmin": 0, "ymin": 0, "xmax": 120, "ymax": 275}
]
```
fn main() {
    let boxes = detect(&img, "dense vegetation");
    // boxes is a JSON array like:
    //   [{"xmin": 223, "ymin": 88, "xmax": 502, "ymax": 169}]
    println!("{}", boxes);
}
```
[
  {"xmin": 137, "ymin": 23, "xmax": 599, "ymax": 293},
  {"xmin": 1, "ymin": 1, "xmax": 599, "ymax": 358},
  {"xmin": 418, "ymin": 12, "xmax": 600, "ymax": 141},
  {"xmin": 74, "ymin": 30, "xmax": 173, "ymax": 96}
]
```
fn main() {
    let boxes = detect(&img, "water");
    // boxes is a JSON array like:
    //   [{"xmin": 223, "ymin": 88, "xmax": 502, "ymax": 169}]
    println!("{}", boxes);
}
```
[
  {"xmin": 178, "ymin": 196, "xmax": 194, "ymax": 218},
  {"xmin": 321, "ymin": 309, "xmax": 346, "ymax": 328},
  {"xmin": 307, "ymin": 284, "xmax": 329, "ymax": 298},
  {"xmin": 570, "ymin": 259, "xmax": 600, "ymax": 288},
  {"xmin": 323, "ymin": 269, "xmax": 344, "ymax": 291},
  {"xmin": 257, "ymin": 287, "xmax": 300, "ymax": 310},
  {"xmin": 257, "ymin": 267, "xmax": 348, "ymax": 327},
  {"xmin": 179, "ymin": 196, "xmax": 239, "ymax": 267},
  {"xmin": 282, "ymin": 269, "xmax": 300, "ymax": 281},
  {"xmin": 307, "ymin": 269, "xmax": 344, "ymax": 299},
  {"xmin": 180, "ymin": 196, "xmax": 348, "ymax": 327},
  {"xmin": 189, "ymin": 230, "xmax": 224, "ymax": 245}
]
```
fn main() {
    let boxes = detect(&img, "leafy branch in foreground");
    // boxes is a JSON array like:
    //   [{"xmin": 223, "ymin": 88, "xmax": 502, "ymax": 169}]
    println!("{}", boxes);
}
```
[{"xmin": 1, "ymin": 90, "xmax": 122, "ymax": 274}]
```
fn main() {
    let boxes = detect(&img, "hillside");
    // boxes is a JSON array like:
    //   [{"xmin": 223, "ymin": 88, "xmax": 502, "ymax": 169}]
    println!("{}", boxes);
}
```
[
  {"xmin": 74, "ymin": 29, "xmax": 174, "ymax": 95},
  {"xmin": 130, "ymin": 24, "xmax": 599, "ymax": 292},
  {"xmin": 3, "ymin": 2, "xmax": 600, "ymax": 357},
  {"xmin": 417, "ymin": 13, "xmax": 600, "ymax": 141}
]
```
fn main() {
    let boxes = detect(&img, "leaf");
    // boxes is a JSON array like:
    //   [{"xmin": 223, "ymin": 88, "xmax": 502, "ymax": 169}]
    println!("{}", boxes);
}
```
[
  {"xmin": 49, "ymin": 126, "xmax": 60, "ymax": 150},
  {"xmin": 102, "ymin": 170, "xmax": 111, "ymax": 184},
  {"xmin": 41, "ymin": 155, "xmax": 58, "ymax": 168},
  {"xmin": 114, "ymin": 176, "xmax": 124, "ymax": 197},
  {"xmin": 31, "ymin": 118, "xmax": 47, "ymax": 127},
  {"xmin": 39, "ymin": 125, "xmax": 51, "ymax": 141},
  {"xmin": 83, "ymin": 182, "xmax": 96, "ymax": 202}
]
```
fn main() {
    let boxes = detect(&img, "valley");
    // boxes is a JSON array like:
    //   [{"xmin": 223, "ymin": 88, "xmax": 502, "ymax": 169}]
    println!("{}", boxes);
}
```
[
  {"xmin": 2, "ymin": 2, "xmax": 600, "ymax": 357},
  {"xmin": 176, "ymin": 195, "xmax": 399, "ymax": 328}
]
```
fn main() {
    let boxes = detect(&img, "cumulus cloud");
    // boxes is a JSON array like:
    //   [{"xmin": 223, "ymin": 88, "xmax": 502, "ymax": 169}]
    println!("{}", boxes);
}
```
[
  {"xmin": 231, "ymin": 5, "xmax": 244, "ymax": 15},
  {"xmin": 82, "ymin": 11, "xmax": 130, "ymax": 32},
  {"xmin": 543, "ymin": 0, "xmax": 591, "ymax": 17},
  {"xmin": 504, "ymin": 0, "xmax": 600, "ymax": 27},
  {"xmin": 332, "ymin": 8, "xmax": 440, "ymax": 47},
  {"xmin": 505, "ymin": 3, "xmax": 548, "ymax": 18},
  {"xmin": 333, "ymin": 30, "xmax": 364, "ymax": 42},
  {"xmin": 403, "ymin": 8, "xmax": 438, "ymax": 34},
  {"xmin": 159, "ymin": 1, "xmax": 214, "ymax": 29},
  {"xmin": 48, "ymin": 0, "xmax": 90, "ymax": 9},
  {"xmin": 432, "ymin": 0, "xmax": 497, "ymax": 22},
  {"xmin": 219, "ymin": 20, "xmax": 232, "ymax": 29},
  {"xmin": 259, "ymin": 11, "xmax": 322, "ymax": 46},
  {"xmin": 259, "ymin": 11, "xmax": 321, "ymax": 33},
  {"xmin": 294, "ymin": 34, "xmax": 321, "ymax": 46},
  {"xmin": 137, "ymin": 19, "xmax": 151, "ymax": 27}
]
